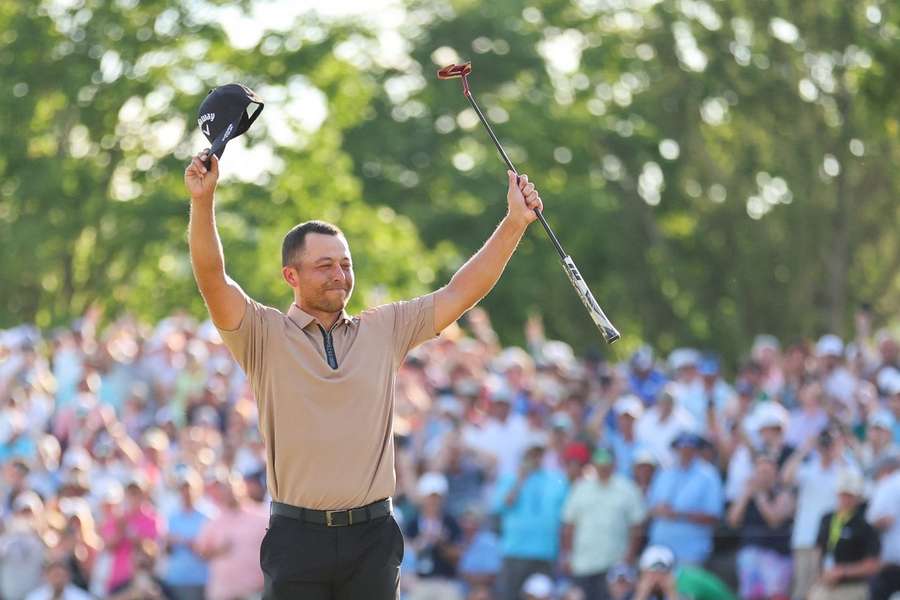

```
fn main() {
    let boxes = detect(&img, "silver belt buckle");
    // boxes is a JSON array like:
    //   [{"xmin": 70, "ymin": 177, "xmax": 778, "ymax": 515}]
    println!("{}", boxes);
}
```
[{"xmin": 326, "ymin": 509, "xmax": 352, "ymax": 527}]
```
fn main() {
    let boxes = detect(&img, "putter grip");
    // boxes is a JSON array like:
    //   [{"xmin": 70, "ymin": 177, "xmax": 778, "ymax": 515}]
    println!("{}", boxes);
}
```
[{"xmin": 561, "ymin": 256, "xmax": 620, "ymax": 343}]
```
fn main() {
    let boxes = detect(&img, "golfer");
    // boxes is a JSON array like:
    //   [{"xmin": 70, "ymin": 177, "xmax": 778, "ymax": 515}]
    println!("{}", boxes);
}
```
[{"xmin": 184, "ymin": 150, "xmax": 543, "ymax": 599}]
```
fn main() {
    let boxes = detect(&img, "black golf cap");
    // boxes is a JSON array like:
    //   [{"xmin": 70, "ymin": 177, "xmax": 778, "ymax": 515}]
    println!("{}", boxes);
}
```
[{"xmin": 197, "ymin": 83, "xmax": 264, "ymax": 166}]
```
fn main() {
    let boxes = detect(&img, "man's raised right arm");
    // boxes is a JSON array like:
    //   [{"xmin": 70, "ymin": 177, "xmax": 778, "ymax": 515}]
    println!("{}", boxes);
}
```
[{"xmin": 184, "ymin": 151, "xmax": 247, "ymax": 331}]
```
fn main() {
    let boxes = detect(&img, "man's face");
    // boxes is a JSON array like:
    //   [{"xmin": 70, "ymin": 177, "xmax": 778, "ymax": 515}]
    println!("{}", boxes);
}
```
[
  {"xmin": 283, "ymin": 233, "xmax": 354, "ymax": 313},
  {"xmin": 47, "ymin": 564, "xmax": 69, "ymax": 591}
]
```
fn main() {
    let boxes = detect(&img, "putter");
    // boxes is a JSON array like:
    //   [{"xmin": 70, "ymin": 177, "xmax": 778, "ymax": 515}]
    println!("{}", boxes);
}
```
[{"xmin": 438, "ymin": 62, "xmax": 621, "ymax": 344}]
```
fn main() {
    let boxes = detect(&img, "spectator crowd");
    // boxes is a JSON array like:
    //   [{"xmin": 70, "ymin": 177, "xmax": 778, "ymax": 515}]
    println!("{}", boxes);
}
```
[{"xmin": 1, "ymin": 305, "xmax": 899, "ymax": 600}]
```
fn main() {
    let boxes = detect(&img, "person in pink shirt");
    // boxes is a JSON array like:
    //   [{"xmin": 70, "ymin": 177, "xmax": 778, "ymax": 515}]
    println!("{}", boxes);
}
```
[
  {"xmin": 100, "ymin": 479, "xmax": 163, "ymax": 593},
  {"xmin": 196, "ymin": 473, "xmax": 268, "ymax": 600}
]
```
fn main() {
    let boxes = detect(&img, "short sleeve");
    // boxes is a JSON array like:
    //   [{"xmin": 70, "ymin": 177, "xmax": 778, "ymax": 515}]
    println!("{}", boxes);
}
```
[
  {"xmin": 862, "ymin": 520, "xmax": 881, "ymax": 558},
  {"xmin": 389, "ymin": 293, "xmax": 437, "ymax": 361},
  {"xmin": 866, "ymin": 480, "xmax": 894, "ymax": 522},
  {"xmin": 625, "ymin": 481, "xmax": 647, "ymax": 525},
  {"xmin": 491, "ymin": 473, "xmax": 517, "ymax": 514},
  {"xmin": 700, "ymin": 470, "xmax": 725, "ymax": 517},
  {"xmin": 562, "ymin": 484, "xmax": 583, "ymax": 524},
  {"xmin": 647, "ymin": 470, "xmax": 668, "ymax": 508},
  {"xmin": 215, "ymin": 298, "xmax": 272, "ymax": 381}
]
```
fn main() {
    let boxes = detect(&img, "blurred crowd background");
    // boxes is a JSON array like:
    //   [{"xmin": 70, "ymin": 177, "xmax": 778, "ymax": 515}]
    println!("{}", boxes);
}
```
[{"xmin": 1, "ymin": 307, "xmax": 899, "ymax": 600}]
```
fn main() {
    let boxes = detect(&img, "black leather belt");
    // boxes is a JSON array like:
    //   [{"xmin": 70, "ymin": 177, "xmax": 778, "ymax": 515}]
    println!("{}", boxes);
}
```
[{"xmin": 271, "ymin": 497, "xmax": 392, "ymax": 527}]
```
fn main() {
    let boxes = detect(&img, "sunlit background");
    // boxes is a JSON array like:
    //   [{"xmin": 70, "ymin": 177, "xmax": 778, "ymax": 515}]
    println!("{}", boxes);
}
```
[{"xmin": 3, "ymin": 0, "xmax": 899, "ymax": 361}]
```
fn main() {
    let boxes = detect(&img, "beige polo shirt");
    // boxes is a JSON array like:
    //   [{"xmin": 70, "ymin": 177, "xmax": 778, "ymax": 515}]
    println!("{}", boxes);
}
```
[{"xmin": 217, "ymin": 293, "xmax": 435, "ymax": 510}]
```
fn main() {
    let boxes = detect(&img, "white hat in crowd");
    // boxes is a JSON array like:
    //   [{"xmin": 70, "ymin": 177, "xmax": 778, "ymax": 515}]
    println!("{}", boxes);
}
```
[
  {"xmin": 416, "ymin": 472, "xmax": 448, "ymax": 497},
  {"xmin": 816, "ymin": 334, "xmax": 844, "ymax": 358},
  {"xmin": 615, "ymin": 395, "xmax": 644, "ymax": 419},
  {"xmin": 521, "ymin": 573, "xmax": 554, "ymax": 598},
  {"xmin": 835, "ymin": 469, "xmax": 865, "ymax": 496},
  {"xmin": 877, "ymin": 368, "xmax": 900, "ymax": 396},
  {"xmin": 668, "ymin": 348, "xmax": 700, "ymax": 371},
  {"xmin": 633, "ymin": 448, "xmax": 658, "ymax": 467},
  {"xmin": 751, "ymin": 402, "xmax": 790, "ymax": 431},
  {"xmin": 639, "ymin": 545, "xmax": 676, "ymax": 572}
]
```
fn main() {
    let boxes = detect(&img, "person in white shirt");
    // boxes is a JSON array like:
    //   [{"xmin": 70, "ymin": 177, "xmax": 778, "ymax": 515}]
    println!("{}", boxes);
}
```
[
  {"xmin": 25, "ymin": 559, "xmax": 94, "ymax": 600},
  {"xmin": 816, "ymin": 335, "xmax": 857, "ymax": 405},
  {"xmin": 636, "ymin": 385, "xmax": 697, "ymax": 467},
  {"xmin": 462, "ymin": 391, "xmax": 530, "ymax": 477},
  {"xmin": 866, "ymin": 454, "xmax": 900, "ymax": 600}
]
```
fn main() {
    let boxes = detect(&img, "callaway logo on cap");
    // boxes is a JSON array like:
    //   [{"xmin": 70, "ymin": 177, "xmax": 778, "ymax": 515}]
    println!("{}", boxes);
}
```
[{"xmin": 196, "ymin": 83, "xmax": 264, "ymax": 164}]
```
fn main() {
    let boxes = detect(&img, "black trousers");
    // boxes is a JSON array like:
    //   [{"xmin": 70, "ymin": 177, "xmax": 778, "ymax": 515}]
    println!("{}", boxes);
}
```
[{"xmin": 261, "ymin": 511, "xmax": 404, "ymax": 599}]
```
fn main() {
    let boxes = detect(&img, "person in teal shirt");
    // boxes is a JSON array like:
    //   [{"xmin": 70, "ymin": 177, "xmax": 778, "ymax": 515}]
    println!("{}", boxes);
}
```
[{"xmin": 491, "ymin": 439, "xmax": 569, "ymax": 600}]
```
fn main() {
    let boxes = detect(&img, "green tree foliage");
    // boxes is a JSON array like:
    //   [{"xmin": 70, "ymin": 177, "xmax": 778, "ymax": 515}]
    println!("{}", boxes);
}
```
[
  {"xmin": 0, "ymin": 0, "xmax": 441, "ymax": 330},
  {"xmin": 345, "ymin": 0, "xmax": 900, "ymax": 360},
  {"xmin": 2, "ymin": 0, "xmax": 898, "ymax": 364}
]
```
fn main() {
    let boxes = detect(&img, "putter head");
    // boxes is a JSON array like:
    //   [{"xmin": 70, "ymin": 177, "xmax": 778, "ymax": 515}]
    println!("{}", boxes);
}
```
[{"xmin": 437, "ymin": 62, "xmax": 472, "ymax": 80}]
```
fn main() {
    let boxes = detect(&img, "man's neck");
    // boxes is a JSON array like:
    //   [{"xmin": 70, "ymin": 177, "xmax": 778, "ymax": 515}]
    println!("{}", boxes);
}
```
[{"xmin": 296, "ymin": 300, "xmax": 342, "ymax": 329}]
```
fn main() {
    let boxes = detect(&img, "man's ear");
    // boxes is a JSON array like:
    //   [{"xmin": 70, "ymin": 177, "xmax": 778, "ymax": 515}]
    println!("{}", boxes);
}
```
[{"xmin": 282, "ymin": 265, "xmax": 298, "ymax": 287}]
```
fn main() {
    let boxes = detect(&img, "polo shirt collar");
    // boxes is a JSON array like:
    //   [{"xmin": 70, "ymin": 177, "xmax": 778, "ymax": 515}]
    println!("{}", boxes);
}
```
[{"xmin": 287, "ymin": 303, "xmax": 353, "ymax": 331}]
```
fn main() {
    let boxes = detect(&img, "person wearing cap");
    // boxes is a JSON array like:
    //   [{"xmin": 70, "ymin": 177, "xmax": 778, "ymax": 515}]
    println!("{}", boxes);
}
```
[
  {"xmin": 492, "ymin": 440, "xmax": 568, "ymax": 600},
  {"xmin": 782, "ymin": 427, "xmax": 855, "ymax": 600},
  {"xmin": 185, "ymin": 122, "xmax": 544, "ymax": 598},
  {"xmin": 809, "ymin": 469, "xmax": 880, "ymax": 600},
  {"xmin": 751, "ymin": 335, "xmax": 784, "ymax": 399},
  {"xmin": 462, "ymin": 386, "xmax": 531, "ymax": 477},
  {"xmin": 24, "ymin": 559, "xmax": 93, "ymax": 600},
  {"xmin": 646, "ymin": 432, "xmax": 723, "ymax": 566},
  {"xmin": 521, "ymin": 573, "xmax": 555, "ymax": 600},
  {"xmin": 856, "ymin": 411, "xmax": 899, "ymax": 482},
  {"xmin": 633, "ymin": 545, "xmax": 736, "ymax": 600},
  {"xmin": 632, "ymin": 450, "xmax": 658, "ymax": 499},
  {"xmin": 605, "ymin": 563, "xmax": 636, "ymax": 600},
  {"xmin": 560, "ymin": 442, "xmax": 591, "ymax": 484},
  {"xmin": 667, "ymin": 349, "xmax": 709, "ymax": 427},
  {"xmin": 724, "ymin": 401, "xmax": 793, "ymax": 502},
  {"xmin": 405, "ymin": 472, "xmax": 464, "ymax": 600},
  {"xmin": 55, "ymin": 497, "xmax": 102, "ymax": 593},
  {"xmin": 726, "ymin": 452, "xmax": 795, "ymax": 600},
  {"xmin": 0, "ymin": 491, "xmax": 46, "ymax": 600},
  {"xmin": 561, "ymin": 446, "xmax": 645, "ymax": 600},
  {"xmin": 162, "ymin": 469, "xmax": 212, "ymax": 600},
  {"xmin": 866, "ymin": 454, "xmax": 900, "ymax": 600},
  {"xmin": 635, "ymin": 385, "xmax": 697, "ymax": 468},
  {"xmin": 785, "ymin": 382, "xmax": 830, "ymax": 450},
  {"xmin": 606, "ymin": 395, "xmax": 644, "ymax": 478},
  {"xmin": 627, "ymin": 346, "xmax": 667, "ymax": 406},
  {"xmin": 816, "ymin": 334, "xmax": 857, "ymax": 404}
]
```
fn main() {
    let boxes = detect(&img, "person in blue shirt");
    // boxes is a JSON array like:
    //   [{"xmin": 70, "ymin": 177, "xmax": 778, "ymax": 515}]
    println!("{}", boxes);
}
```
[
  {"xmin": 492, "ymin": 438, "xmax": 569, "ymax": 600},
  {"xmin": 628, "ymin": 346, "xmax": 667, "ymax": 406},
  {"xmin": 647, "ymin": 432, "xmax": 724, "ymax": 565},
  {"xmin": 608, "ymin": 395, "xmax": 645, "ymax": 478},
  {"xmin": 163, "ymin": 469, "xmax": 213, "ymax": 600}
]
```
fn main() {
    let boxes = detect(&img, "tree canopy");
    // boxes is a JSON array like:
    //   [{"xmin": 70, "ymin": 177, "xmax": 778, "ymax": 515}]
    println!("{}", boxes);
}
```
[{"xmin": 2, "ymin": 0, "xmax": 898, "ymax": 363}]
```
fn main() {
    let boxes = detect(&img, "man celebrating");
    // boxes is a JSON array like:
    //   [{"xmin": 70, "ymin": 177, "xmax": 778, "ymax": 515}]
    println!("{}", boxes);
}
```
[{"xmin": 183, "ymin": 150, "xmax": 543, "ymax": 599}]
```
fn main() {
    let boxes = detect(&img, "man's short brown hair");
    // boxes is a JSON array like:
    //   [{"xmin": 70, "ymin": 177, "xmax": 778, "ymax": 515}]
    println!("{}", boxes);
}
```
[{"xmin": 282, "ymin": 220, "xmax": 344, "ymax": 266}]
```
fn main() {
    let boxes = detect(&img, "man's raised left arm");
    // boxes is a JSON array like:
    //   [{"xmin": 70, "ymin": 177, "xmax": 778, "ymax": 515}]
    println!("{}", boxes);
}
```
[{"xmin": 433, "ymin": 170, "xmax": 542, "ymax": 331}]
